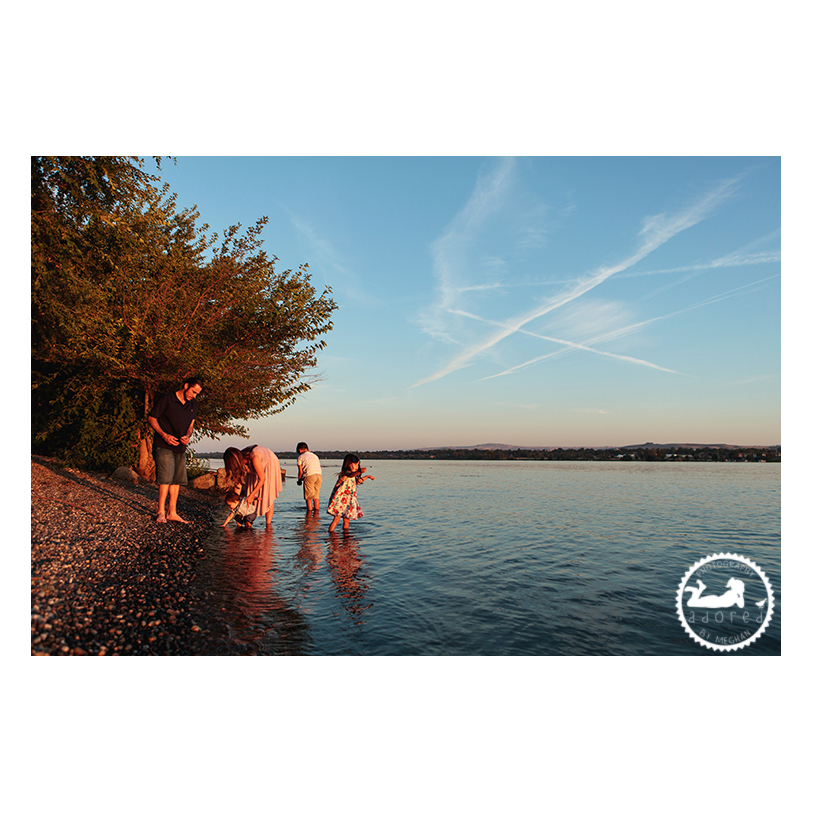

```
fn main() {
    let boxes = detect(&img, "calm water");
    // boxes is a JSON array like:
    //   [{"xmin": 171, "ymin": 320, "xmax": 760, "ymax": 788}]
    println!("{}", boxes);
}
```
[{"xmin": 187, "ymin": 460, "xmax": 780, "ymax": 655}]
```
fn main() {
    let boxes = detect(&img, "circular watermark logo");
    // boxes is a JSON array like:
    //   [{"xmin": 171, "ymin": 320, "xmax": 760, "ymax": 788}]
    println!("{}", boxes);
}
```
[{"xmin": 676, "ymin": 553, "xmax": 774, "ymax": 652}]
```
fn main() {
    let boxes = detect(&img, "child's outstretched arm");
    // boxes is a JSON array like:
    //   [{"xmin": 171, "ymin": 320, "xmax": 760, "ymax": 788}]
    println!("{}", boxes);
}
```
[{"xmin": 222, "ymin": 508, "xmax": 238, "ymax": 527}]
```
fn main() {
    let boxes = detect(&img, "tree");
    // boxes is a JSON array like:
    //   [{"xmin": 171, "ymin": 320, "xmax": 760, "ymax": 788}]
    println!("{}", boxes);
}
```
[{"xmin": 32, "ymin": 156, "xmax": 337, "ymax": 475}]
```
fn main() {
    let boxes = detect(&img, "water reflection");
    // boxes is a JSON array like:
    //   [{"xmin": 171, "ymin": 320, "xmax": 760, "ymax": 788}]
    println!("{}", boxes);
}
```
[
  {"xmin": 294, "ymin": 513, "xmax": 324, "ymax": 575},
  {"xmin": 208, "ymin": 527, "xmax": 311, "ymax": 654},
  {"xmin": 326, "ymin": 533, "xmax": 372, "ymax": 620}
]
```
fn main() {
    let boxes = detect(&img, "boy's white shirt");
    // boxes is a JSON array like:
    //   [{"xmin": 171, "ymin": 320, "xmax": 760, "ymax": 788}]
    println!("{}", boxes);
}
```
[{"xmin": 297, "ymin": 451, "xmax": 322, "ymax": 476}]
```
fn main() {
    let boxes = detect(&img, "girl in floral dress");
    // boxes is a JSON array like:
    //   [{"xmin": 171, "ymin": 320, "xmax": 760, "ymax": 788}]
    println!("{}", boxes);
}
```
[{"xmin": 327, "ymin": 454, "xmax": 375, "ymax": 533}]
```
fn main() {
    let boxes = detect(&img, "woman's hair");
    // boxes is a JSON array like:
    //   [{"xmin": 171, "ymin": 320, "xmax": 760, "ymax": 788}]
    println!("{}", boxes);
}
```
[
  {"xmin": 224, "ymin": 447, "xmax": 248, "ymax": 482},
  {"xmin": 338, "ymin": 453, "xmax": 363, "ymax": 481}
]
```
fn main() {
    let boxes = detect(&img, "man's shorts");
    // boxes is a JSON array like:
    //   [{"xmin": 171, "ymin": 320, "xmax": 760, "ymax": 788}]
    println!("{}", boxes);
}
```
[
  {"xmin": 303, "ymin": 474, "xmax": 322, "ymax": 500},
  {"xmin": 154, "ymin": 446, "xmax": 188, "ymax": 486}
]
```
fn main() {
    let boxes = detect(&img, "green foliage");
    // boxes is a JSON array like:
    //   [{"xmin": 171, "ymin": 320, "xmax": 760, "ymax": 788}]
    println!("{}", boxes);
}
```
[
  {"xmin": 185, "ymin": 451, "xmax": 211, "ymax": 480},
  {"xmin": 32, "ymin": 156, "xmax": 337, "ymax": 470}
]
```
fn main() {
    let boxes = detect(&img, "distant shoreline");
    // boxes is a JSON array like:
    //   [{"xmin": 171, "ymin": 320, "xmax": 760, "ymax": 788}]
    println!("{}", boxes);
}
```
[{"xmin": 195, "ymin": 445, "xmax": 780, "ymax": 463}]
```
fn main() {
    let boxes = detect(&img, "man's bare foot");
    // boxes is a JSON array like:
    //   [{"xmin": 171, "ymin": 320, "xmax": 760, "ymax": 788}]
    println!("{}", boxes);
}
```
[
  {"xmin": 166, "ymin": 513, "xmax": 189, "ymax": 523},
  {"xmin": 157, "ymin": 514, "xmax": 167, "ymax": 523}
]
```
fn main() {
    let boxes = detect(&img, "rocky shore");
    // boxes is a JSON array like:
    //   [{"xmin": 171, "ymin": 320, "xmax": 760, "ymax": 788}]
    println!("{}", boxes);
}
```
[{"xmin": 31, "ymin": 456, "xmax": 221, "ymax": 656}]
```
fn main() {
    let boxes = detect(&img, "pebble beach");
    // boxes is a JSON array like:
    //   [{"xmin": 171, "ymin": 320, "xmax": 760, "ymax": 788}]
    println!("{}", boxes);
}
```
[{"xmin": 31, "ymin": 456, "xmax": 220, "ymax": 656}]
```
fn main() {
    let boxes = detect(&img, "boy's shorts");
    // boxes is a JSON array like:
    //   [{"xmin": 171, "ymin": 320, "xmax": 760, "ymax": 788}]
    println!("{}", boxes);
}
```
[
  {"xmin": 303, "ymin": 474, "xmax": 322, "ymax": 500},
  {"xmin": 154, "ymin": 447, "xmax": 188, "ymax": 485}
]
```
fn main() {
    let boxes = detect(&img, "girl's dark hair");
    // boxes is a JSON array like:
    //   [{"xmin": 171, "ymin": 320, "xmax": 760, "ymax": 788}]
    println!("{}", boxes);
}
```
[{"xmin": 338, "ymin": 453, "xmax": 363, "ymax": 482}]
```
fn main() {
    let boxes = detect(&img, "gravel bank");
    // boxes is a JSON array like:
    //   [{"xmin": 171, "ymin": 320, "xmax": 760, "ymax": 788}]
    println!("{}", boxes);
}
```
[{"xmin": 31, "ymin": 456, "xmax": 220, "ymax": 656}]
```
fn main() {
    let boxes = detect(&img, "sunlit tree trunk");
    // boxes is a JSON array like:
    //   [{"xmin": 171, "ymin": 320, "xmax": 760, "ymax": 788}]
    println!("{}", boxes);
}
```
[
  {"xmin": 136, "ymin": 390, "xmax": 156, "ymax": 481},
  {"xmin": 136, "ymin": 430, "xmax": 155, "ymax": 482}
]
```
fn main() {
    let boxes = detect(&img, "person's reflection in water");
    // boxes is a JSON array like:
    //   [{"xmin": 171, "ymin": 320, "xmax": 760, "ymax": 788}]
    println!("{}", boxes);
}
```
[
  {"xmin": 326, "ymin": 534, "xmax": 372, "ymax": 619},
  {"xmin": 290, "ymin": 514, "xmax": 325, "ymax": 610},
  {"xmin": 295, "ymin": 513, "xmax": 324, "ymax": 573},
  {"xmin": 221, "ymin": 526, "xmax": 310, "ymax": 654}
]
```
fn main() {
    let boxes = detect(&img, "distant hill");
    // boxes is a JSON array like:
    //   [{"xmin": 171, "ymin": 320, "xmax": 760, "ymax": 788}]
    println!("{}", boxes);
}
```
[
  {"xmin": 418, "ymin": 442, "xmax": 558, "ymax": 451},
  {"xmin": 419, "ymin": 441, "xmax": 778, "ymax": 451},
  {"xmin": 618, "ymin": 442, "xmax": 770, "ymax": 450}
]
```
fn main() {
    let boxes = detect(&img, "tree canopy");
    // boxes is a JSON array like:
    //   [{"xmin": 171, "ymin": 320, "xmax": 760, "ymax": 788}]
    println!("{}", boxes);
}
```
[{"xmin": 32, "ymin": 156, "xmax": 337, "ymax": 474}]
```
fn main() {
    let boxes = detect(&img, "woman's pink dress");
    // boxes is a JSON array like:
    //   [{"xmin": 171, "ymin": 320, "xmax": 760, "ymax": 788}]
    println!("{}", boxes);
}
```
[{"xmin": 245, "ymin": 446, "xmax": 283, "ymax": 516}]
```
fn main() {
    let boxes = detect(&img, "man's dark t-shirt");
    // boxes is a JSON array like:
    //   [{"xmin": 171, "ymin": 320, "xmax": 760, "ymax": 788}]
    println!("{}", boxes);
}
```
[{"xmin": 150, "ymin": 391, "xmax": 199, "ymax": 453}]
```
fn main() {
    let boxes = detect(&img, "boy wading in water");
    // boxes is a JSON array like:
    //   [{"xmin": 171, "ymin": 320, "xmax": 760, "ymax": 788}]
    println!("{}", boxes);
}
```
[
  {"xmin": 147, "ymin": 377, "xmax": 202, "ymax": 523},
  {"xmin": 296, "ymin": 442, "xmax": 323, "ymax": 513}
]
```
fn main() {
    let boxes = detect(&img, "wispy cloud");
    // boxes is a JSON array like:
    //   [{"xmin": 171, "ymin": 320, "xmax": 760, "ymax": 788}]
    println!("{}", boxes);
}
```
[
  {"xmin": 289, "ymin": 213, "xmax": 382, "ymax": 307},
  {"xmin": 417, "ymin": 158, "xmax": 515, "ymax": 341},
  {"xmin": 733, "ymin": 374, "xmax": 778, "ymax": 386},
  {"xmin": 413, "ymin": 177, "xmax": 739, "ymax": 387}
]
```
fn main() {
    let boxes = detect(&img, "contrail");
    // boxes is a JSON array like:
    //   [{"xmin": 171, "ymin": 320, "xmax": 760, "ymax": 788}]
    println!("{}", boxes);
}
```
[
  {"xmin": 479, "ymin": 274, "xmax": 778, "ymax": 379},
  {"xmin": 447, "ymin": 310, "xmax": 681, "ymax": 377},
  {"xmin": 622, "ymin": 228, "xmax": 780, "ymax": 277}
]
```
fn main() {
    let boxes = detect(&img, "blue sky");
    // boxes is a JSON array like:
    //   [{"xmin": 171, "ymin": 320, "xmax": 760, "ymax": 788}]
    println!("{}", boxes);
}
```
[{"xmin": 156, "ymin": 156, "xmax": 780, "ymax": 452}]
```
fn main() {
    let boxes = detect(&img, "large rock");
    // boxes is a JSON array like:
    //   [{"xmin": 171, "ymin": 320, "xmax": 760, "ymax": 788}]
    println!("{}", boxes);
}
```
[
  {"xmin": 112, "ymin": 467, "xmax": 140, "ymax": 485},
  {"xmin": 190, "ymin": 472, "xmax": 216, "ymax": 490}
]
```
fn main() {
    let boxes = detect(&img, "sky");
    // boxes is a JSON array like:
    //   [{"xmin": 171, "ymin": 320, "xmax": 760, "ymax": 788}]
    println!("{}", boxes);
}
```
[{"xmin": 155, "ymin": 156, "xmax": 781, "ymax": 453}]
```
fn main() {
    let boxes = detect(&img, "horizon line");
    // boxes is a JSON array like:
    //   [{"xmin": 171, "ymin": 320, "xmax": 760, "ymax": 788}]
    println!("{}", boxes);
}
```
[{"xmin": 193, "ymin": 441, "xmax": 781, "ymax": 455}]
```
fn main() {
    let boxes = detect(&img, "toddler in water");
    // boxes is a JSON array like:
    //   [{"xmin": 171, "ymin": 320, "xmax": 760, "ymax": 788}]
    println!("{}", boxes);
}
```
[
  {"xmin": 222, "ymin": 490, "xmax": 258, "ymax": 528},
  {"xmin": 327, "ymin": 454, "xmax": 375, "ymax": 533}
]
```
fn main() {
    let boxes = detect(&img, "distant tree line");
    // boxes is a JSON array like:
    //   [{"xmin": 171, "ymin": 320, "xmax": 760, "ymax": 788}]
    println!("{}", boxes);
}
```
[{"xmin": 273, "ymin": 447, "xmax": 780, "ymax": 462}]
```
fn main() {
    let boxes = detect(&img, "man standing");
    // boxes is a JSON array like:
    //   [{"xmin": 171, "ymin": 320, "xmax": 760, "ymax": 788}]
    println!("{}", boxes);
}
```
[{"xmin": 148, "ymin": 377, "xmax": 203, "ymax": 523}]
